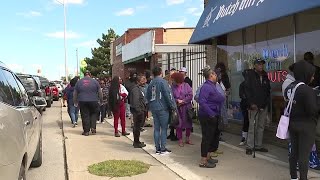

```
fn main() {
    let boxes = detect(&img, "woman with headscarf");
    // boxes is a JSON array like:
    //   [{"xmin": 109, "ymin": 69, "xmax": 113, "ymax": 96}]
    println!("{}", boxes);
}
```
[
  {"xmin": 109, "ymin": 76, "xmax": 130, "ymax": 137},
  {"xmin": 171, "ymin": 72, "xmax": 193, "ymax": 147}
]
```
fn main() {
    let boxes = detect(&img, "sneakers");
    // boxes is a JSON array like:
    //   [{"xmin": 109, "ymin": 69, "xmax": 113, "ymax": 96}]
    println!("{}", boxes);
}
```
[
  {"xmin": 91, "ymin": 129, "xmax": 96, "ymax": 135},
  {"xmin": 133, "ymin": 142, "xmax": 146, "ymax": 148},
  {"xmin": 122, "ymin": 132, "xmax": 130, "ymax": 136},
  {"xmin": 115, "ymin": 133, "xmax": 120, "ymax": 137},
  {"xmin": 140, "ymin": 128, "xmax": 147, "ymax": 132},
  {"xmin": 239, "ymin": 137, "xmax": 246, "ymax": 146},
  {"xmin": 156, "ymin": 150, "xmax": 162, "ymax": 155},
  {"xmin": 72, "ymin": 124, "xmax": 76, "ymax": 128},
  {"xmin": 82, "ymin": 132, "xmax": 89, "ymax": 136},
  {"xmin": 75, "ymin": 122, "xmax": 78, "ymax": 127},
  {"xmin": 96, "ymin": 121, "xmax": 100, "ymax": 124},
  {"xmin": 161, "ymin": 148, "xmax": 172, "ymax": 155},
  {"xmin": 207, "ymin": 158, "xmax": 219, "ymax": 164}
]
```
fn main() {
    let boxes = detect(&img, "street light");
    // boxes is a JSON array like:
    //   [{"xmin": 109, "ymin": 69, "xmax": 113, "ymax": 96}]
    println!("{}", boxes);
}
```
[{"xmin": 56, "ymin": 0, "xmax": 68, "ymax": 82}]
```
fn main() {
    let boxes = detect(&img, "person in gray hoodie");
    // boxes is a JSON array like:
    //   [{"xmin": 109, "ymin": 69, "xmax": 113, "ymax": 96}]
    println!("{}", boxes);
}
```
[{"xmin": 282, "ymin": 64, "xmax": 296, "ymax": 99}]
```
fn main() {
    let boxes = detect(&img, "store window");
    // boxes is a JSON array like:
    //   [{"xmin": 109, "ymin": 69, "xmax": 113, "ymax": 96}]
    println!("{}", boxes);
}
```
[
  {"xmin": 217, "ymin": 16, "xmax": 295, "ymax": 124},
  {"xmin": 296, "ymin": 8, "xmax": 320, "ymax": 66}
]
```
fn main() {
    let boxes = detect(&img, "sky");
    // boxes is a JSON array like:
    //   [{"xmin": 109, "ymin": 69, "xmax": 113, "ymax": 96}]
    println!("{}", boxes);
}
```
[{"xmin": 0, "ymin": 0, "xmax": 204, "ymax": 81}]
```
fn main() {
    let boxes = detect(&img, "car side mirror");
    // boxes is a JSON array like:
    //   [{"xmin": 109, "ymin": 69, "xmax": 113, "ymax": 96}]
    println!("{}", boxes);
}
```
[{"xmin": 32, "ymin": 97, "xmax": 47, "ymax": 108}]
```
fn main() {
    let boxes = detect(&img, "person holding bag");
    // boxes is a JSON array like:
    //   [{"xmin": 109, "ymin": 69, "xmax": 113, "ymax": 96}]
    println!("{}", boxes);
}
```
[
  {"xmin": 283, "ymin": 60, "xmax": 319, "ymax": 180},
  {"xmin": 171, "ymin": 72, "xmax": 193, "ymax": 147}
]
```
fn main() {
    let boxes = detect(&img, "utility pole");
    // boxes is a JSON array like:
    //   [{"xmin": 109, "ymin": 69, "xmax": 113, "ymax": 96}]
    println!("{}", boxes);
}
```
[
  {"xmin": 63, "ymin": 0, "xmax": 68, "ymax": 82},
  {"xmin": 76, "ymin": 48, "xmax": 79, "ymax": 76}
]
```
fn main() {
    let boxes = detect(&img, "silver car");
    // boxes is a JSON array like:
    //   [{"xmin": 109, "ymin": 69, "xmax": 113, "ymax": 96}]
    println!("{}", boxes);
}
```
[{"xmin": 0, "ymin": 62, "xmax": 46, "ymax": 180}]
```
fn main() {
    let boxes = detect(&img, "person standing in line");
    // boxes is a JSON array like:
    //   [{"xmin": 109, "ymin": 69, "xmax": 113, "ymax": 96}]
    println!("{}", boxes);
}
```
[
  {"xmin": 244, "ymin": 58, "xmax": 271, "ymax": 155},
  {"xmin": 164, "ymin": 67, "xmax": 179, "ymax": 141},
  {"xmin": 124, "ymin": 72, "xmax": 137, "ymax": 119},
  {"xmin": 140, "ymin": 75, "xmax": 152, "ymax": 131},
  {"xmin": 65, "ymin": 77, "xmax": 79, "ymax": 128},
  {"xmin": 239, "ymin": 70, "xmax": 249, "ymax": 145},
  {"xmin": 73, "ymin": 71, "xmax": 103, "ymax": 136},
  {"xmin": 179, "ymin": 67, "xmax": 192, "ymax": 88},
  {"xmin": 129, "ymin": 75, "xmax": 147, "ymax": 148},
  {"xmin": 97, "ymin": 79, "xmax": 108, "ymax": 124},
  {"xmin": 171, "ymin": 72, "xmax": 193, "ymax": 147},
  {"xmin": 146, "ymin": 67, "xmax": 176, "ymax": 155},
  {"xmin": 303, "ymin": 52, "xmax": 320, "ymax": 88},
  {"xmin": 198, "ymin": 68, "xmax": 225, "ymax": 168},
  {"xmin": 104, "ymin": 76, "xmax": 112, "ymax": 119},
  {"xmin": 109, "ymin": 76, "xmax": 130, "ymax": 137},
  {"xmin": 284, "ymin": 60, "xmax": 319, "ymax": 180}
]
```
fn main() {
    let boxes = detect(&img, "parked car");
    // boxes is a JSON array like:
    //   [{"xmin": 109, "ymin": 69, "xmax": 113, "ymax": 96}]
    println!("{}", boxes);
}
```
[
  {"xmin": 34, "ymin": 75, "xmax": 53, "ymax": 107},
  {"xmin": 17, "ymin": 74, "xmax": 47, "ymax": 113},
  {"xmin": 0, "ymin": 61, "xmax": 46, "ymax": 180},
  {"xmin": 49, "ymin": 82, "xmax": 60, "ymax": 101}
]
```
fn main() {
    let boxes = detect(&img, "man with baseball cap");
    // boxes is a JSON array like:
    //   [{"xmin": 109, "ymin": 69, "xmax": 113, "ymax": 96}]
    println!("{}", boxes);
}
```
[
  {"xmin": 180, "ymin": 67, "xmax": 192, "ymax": 88},
  {"xmin": 244, "ymin": 58, "xmax": 270, "ymax": 155}
]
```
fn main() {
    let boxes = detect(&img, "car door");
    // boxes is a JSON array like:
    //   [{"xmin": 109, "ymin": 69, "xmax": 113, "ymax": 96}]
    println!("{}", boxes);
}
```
[{"xmin": 1, "ymin": 70, "xmax": 38, "ymax": 166}]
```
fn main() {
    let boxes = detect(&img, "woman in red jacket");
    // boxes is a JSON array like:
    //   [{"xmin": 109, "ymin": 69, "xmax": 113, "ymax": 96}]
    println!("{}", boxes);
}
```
[{"xmin": 109, "ymin": 76, "xmax": 130, "ymax": 137}]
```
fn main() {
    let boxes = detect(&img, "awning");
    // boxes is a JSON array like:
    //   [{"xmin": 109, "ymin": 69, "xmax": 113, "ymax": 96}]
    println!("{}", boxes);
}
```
[{"xmin": 189, "ymin": 0, "xmax": 320, "ymax": 44}]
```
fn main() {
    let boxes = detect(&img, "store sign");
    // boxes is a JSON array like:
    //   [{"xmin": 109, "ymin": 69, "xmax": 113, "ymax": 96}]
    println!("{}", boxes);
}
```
[
  {"xmin": 263, "ymin": 44, "xmax": 289, "ymax": 62},
  {"xmin": 268, "ymin": 70, "xmax": 288, "ymax": 83},
  {"xmin": 203, "ymin": 0, "xmax": 266, "ymax": 28},
  {"xmin": 262, "ymin": 44, "xmax": 289, "ymax": 83}
]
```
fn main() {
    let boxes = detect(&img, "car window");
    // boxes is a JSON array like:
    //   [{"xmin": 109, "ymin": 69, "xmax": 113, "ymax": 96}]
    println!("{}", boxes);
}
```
[
  {"xmin": 0, "ymin": 69, "xmax": 15, "ymax": 106},
  {"xmin": 33, "ymin": 76, "xmax": 41, "ymax": 89},
  {"xmin": 2, "ymin": 70, "xmax": 29, "ymax": 107},
  {"xmin": 19, "ymin": 76, "xmax": 36, "ymax": 91}
]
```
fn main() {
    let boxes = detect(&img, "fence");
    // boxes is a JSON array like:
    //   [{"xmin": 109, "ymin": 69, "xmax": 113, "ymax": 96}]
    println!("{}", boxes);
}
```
[{"xmin": 160, "ymin": 45, "xmax": 207, "ymax": 118}]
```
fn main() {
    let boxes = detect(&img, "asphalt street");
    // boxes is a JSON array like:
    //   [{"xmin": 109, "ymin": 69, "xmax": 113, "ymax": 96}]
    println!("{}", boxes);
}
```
[{"xmin": 27, "ymin": 101, "xmax": 66, "ymax": 180}]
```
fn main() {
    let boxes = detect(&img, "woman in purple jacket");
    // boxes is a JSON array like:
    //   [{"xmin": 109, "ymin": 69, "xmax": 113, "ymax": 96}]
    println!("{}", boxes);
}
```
[
  {"xmin": 198, "ymin": 68, "xmax": 225, "ymax": 168},
  {"xmin": 171, "ymin": 72, "xmax": 193, "ymax": 147}
]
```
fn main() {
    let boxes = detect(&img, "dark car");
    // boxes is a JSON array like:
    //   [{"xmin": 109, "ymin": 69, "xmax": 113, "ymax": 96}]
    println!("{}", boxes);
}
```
[
  {"xmin": 17, "ymin": 74, "xmax": 47, "ymax": 113},
  {"xmin": 49, "ymin": 82, "xmax": 60, "ymax": 101},
  {"xmin": 33, "ymin": 75, "xmax": 53, "ymax": 107}
]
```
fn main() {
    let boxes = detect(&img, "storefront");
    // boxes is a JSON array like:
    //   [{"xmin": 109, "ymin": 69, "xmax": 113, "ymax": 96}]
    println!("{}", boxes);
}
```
[{"xmin": 190, "ymin": 0, "xmax": 320, "ymax": 129}]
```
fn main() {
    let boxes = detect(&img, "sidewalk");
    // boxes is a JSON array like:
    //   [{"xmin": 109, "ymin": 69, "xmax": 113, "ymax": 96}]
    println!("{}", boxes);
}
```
[
  {"xmin": 62, "ymin": 108, "xmax": 181, "ymax": 180},
  {"xmin": 62, "ymin": 107, "xmax": 320, "ymax": 180}
]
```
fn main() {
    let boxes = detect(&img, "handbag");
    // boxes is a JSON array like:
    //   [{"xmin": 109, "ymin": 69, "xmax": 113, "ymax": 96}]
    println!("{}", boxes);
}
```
[
  {"xmin": 187, "ymin": 108, "xmax": 196, "ymax": 122},
  {"xmin": 276, "ymin": 82, "xmax": 304, "ymax": 139},
  {"xmin": 170, "ymin": 110, "xmax": 179, "ymax": 127}
]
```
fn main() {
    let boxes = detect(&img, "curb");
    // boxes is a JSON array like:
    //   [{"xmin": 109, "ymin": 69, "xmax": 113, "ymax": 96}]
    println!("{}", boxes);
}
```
[{"xmin": 60, "ymin": 106, "xmax": 70, "ymax": 180}]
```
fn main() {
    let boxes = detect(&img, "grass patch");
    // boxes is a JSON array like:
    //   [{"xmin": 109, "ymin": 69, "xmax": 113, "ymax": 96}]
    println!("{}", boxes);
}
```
[{"xmin": 88, "ymin": 160, "xmax": 150, "ymax": 177}]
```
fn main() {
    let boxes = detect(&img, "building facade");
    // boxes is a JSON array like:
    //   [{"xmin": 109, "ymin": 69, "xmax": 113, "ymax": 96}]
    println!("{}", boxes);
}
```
[{"xmin": 191, "ymin": 0, "xmax": 320, "ymax": 146}]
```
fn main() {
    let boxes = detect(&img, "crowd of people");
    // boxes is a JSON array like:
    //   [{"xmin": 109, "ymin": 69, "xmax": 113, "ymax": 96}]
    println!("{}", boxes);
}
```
[{"xmin": 61, "ymin": 51, "xmax": 320, "ymax": 179}]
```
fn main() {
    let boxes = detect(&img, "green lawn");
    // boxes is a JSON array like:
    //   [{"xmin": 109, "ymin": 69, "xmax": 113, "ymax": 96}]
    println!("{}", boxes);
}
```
[{"xmin": 88, "ymin": 160, "xmax": 150, "ymax": 177}]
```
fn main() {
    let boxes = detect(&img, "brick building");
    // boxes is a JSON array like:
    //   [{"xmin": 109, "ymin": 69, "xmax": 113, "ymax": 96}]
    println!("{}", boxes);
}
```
[{"xmin": 111, "ymin": 28, "xmax": 164, "ymax": 80}]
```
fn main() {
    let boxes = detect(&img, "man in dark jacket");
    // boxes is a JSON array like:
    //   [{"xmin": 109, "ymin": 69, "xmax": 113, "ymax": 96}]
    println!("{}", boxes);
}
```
[
  {"xmin": 239, "ymin": 70, "xmax": 249, "ymax": 145},
  {"xmin": 244, "ymin": 58, "xmax": 271, "ymax": 155},
  {"xmin": 304, "ymin": 52, "xmax": 320, "ymax": 88},
  {"xmin": 73, "ymin": 71, "xmax": 103, "ymax": 136},
  {"xmin": 129, "ymin": 75, "xmax": 147, "ymax": 148}
]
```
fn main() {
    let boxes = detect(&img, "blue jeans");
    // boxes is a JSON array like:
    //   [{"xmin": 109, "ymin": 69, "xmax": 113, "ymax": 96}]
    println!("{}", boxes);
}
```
[
  {"xmin": 68, "ymin": 104, "xmax": 79, "ymax": 124},
  {"xmin": 152, "ymin": 110, "xmax": 169, "ymax": 151}
]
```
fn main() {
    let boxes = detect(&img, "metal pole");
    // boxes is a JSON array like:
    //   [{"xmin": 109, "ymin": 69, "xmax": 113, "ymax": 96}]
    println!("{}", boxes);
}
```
[
  {"xmin": 63, "ymin": 0, "xmax": 68, "ymax": 82},
  {"xmin": 76, "ymin": 48, "xmax": 79, "ymax": 76}
]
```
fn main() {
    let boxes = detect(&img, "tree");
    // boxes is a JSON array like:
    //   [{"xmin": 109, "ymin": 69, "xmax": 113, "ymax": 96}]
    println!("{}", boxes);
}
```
[{"xmin": 85, "ymin": 28, "xmax": 119, "ymax": 77}]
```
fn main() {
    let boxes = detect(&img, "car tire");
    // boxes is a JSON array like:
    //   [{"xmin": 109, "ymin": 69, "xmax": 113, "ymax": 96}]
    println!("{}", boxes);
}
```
[
  {"xmin": 18, "ymin": 163, "xmax": 26, "ymax": 180},
  {"xmin": 30, "ymin": 133, "xmax": 42, "ymax": 168},
  {"xmin": 46, "ymin": 100, "xmax": 52, "ymax": 107}
]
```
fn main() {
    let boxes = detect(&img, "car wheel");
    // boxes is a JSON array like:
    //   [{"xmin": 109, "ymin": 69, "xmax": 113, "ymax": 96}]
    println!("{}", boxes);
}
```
[
  {"xmin": 18, "ymin": 163, "xmax": 26, "ymax": 180},
  {"xmin": 46, "ymin": 100, "xmax": 52, "ymax": 107},
  {"xmin": 30, "ymin": 132, "xmax": 42, "ymax": 167}
]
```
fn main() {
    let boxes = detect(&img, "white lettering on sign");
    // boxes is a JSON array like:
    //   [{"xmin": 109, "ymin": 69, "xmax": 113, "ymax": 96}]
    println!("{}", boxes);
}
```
[{"xmin": 202, "ymin": 0, "xmax": 266, "ymax": 28}]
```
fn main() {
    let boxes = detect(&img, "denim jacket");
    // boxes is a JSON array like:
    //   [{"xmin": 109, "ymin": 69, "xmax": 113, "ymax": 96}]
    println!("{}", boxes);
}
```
[{"xmin": 146, "ymin": 76, "xmax": 176, "ymax": 111}]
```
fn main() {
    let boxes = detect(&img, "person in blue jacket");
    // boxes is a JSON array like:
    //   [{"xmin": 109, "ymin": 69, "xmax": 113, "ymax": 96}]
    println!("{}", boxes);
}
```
[{"xmin": 146, "ymin": 67, "xmax": 176, "ymax": 155}]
